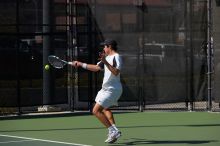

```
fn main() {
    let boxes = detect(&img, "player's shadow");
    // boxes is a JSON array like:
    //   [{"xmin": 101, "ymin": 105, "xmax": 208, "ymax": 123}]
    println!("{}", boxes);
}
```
[{"xmin": 111, "ymin": 138, "xmax": 217, "ymax": 146}]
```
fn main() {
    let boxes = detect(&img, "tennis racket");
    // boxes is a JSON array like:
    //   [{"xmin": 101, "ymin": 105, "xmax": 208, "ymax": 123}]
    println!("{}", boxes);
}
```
[{"xmin": 48, "ymin": 55, "xmax": 73, "ymax": 69}]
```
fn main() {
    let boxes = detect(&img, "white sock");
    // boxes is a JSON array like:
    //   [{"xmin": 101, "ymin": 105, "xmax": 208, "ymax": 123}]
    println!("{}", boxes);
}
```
[
  {"xmin": 108, "ymin": 125, "xmax": 115, "ymax": 133},
  {"xmin": 112, "ymin": 124, "xmax": 119, "ymax": 131}
]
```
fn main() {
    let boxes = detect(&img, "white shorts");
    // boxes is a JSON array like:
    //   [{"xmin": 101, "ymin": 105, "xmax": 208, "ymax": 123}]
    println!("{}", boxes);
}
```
[{"xmin": 95, "ymin": 88, "xmax": 122, "ymax": 109}]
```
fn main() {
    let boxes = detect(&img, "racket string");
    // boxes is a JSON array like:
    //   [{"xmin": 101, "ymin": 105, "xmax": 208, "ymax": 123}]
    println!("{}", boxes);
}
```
[
  {"xmin": 52, "ymin": 61, "xmax": 65, "ymax": 68},
  {"xmin": 48, "ymin": 56, "xmax": 66, "ymax": 68}
]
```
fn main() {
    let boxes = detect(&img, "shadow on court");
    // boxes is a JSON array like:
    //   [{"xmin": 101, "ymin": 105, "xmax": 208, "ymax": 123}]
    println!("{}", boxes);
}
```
[
  {"xmin": 1, "ymin": 123, "xmax": 220, "ymax": 133},
  {"xmin": 112, "ymin": 138, "xmax": 218, "ymax": 146},
  {"xmin": 0, "ymin": 111, "xmax": 136, "ymax": 121}
]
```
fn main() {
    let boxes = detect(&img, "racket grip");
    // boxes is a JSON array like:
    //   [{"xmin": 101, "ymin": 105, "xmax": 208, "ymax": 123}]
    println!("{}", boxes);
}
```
[{"xmin": 68, "ymin": 62, "xmax": 73, "ymax": 65}]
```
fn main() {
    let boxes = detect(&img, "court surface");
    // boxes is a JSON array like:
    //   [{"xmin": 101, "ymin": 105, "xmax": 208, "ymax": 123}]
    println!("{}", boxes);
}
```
[{"xmin": 0, "ymin": 112, "xmax": 220, "ymax": 146}]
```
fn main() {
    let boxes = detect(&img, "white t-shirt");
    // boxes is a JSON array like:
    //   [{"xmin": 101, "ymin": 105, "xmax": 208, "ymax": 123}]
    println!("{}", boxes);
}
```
[{"xmin": 97, "ymin": 53, "xmax": 122, "ymax": 91}]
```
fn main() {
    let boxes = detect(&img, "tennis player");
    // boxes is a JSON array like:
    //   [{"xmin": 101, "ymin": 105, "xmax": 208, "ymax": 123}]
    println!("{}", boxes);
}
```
[{"xmin": 72, "ymin": 39, "xmax": 122, "ymax": 143}]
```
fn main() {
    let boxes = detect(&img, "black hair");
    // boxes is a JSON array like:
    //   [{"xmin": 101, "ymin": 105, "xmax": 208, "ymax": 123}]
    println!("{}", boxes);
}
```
[
  {"xmin": 101, "ymin": 39, "xmax": 118, "ymax": 51},
  {"xmin": 107, "ymin": 44, "xmax": 118, "ymax": 51}
]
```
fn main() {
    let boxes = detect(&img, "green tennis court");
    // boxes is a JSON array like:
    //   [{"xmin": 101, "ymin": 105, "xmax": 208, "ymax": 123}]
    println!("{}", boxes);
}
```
[{"xmin": 0, "ymin": 112, "xmax": 219, "ymax": 146}]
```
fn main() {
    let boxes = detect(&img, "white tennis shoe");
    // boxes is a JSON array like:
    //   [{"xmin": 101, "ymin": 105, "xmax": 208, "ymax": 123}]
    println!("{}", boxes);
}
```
[{"xmin": 105, "ymin": 130, "xmax": 121, "ymax": 143}]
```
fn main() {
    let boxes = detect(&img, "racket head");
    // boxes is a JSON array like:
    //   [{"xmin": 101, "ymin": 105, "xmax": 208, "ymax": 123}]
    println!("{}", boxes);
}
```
[{"xmin": 48, "ymin": 55, "xmax": 67, "ymax": 69}]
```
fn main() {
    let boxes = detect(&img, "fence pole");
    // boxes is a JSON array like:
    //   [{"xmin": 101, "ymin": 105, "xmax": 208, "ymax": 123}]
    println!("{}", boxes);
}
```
[{"xmin": 207, "ymin": 0, "xmax": 213, "ymax": 111}]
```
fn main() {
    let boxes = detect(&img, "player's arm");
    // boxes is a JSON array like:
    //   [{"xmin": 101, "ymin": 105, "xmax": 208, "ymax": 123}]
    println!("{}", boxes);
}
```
[
  {"xmin": 101, "ymin": 57, "xmax": 120, "ymax": 76},
  {"xmin": 72, "ymin": 61, "xmax": 101, "ymax": 72},
  {"xmin": 104, "ymin": 61, "xmax": 120, "ymax": 76},
  {"xmin": 85, "ymin": 64, "xmax": 101, "ymax": 72}
]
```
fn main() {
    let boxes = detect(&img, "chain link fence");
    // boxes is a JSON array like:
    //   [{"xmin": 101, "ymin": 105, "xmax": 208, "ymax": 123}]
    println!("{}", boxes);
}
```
[{"xmin": 0, "ymin": 0, "xmax": 220, "ymax": 116}]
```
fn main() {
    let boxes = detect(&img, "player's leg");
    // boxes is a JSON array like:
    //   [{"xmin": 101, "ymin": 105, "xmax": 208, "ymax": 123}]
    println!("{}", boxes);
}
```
[
  {"xmin": 94, "ymin": 89, "xmax": 121, "ymax": 143},
  {"xmin": 93, "ymin": 103, "xmax": 119, "ymax": 143},
  {"xmin": 103, "ymin": 109, "xmax": 121, "ymax": 143},
  {"xmin": 103, "ymin": 109, "xmax": 120, "ymax": 131},
  {"xmin": 103, "ymin": 108, "xmax": 115, "ymax": 125},
  {"xmin": 92, "ymin": 103, "xmax": 112, "ymax": 128}
]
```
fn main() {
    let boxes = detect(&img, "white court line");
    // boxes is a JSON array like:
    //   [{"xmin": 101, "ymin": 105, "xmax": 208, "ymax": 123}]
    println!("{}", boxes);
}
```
[{"xmin": 0, "ymin": 134, "xmax": 92, "ymax": 146}]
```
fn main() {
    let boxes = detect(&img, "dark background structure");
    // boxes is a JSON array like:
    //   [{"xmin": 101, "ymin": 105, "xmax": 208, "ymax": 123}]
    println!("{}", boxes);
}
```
[{"xmin": 0, "ymin": 0, "xmax": 219, "ymax": 114}]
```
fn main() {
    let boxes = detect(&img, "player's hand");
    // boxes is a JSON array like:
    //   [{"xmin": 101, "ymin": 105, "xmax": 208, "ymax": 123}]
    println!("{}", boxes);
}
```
[
  {"xmin": 98, "ymin": 51, "xmax": 105, "ymax": 60},
  {"xmin": 101, "ymin": 56, "xmax": 107, "ymax": 64},
  {"xmin": 73, "ymin": 61, "xmax": 82, "ymax": 68},
  {"xmin": 99, "ymin": 52, "xmax": 107, "ymax": 64}
]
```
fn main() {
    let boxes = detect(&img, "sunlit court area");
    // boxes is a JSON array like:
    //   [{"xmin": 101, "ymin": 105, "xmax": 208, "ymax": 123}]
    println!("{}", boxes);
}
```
[{"xmin": 1, "ymin": 0, "xmax": 220, "ymax": 146}]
